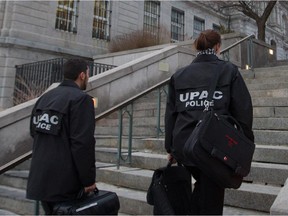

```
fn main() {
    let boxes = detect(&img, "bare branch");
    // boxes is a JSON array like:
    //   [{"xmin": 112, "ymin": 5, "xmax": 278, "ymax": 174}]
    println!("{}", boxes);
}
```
[
  {"xmin": 239, "ymin": 1, "xmax": 260, "ymax": 21},
  {"xmin": 262, "ymin": 1, "xmax": 277, "ymax": 21}
]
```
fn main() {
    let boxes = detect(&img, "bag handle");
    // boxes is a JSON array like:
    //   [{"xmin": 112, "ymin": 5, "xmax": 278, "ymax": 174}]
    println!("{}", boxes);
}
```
[
  {"xmin": 220, "ymin": 114, "xmax": 244, "ymax": 133},
  {"xmin": 77, "ymin": 187, "xmax": 99, "ymax": 199}
]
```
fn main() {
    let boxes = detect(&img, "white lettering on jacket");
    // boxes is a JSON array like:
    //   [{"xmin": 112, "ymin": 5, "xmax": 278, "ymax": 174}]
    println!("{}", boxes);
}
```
[
  {"xmin": 180, "ymin": 90, "xmax": 223, "ymax": 102},
  {"xmin": 179, "ymin": 90, "xmax": 223, "ymax": 108},
  {"xmin": 33, "ymin": 114, "xmax": 59, "ymax": 131}
]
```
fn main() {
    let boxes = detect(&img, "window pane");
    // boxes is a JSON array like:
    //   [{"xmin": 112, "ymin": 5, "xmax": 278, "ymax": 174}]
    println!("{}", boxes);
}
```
[
  {"xmin": 171, "ymin": 8, "xmax": 184, "ymax": 43},
  {"xmin": 92, "ymin": 0, "xmax": 111, "ymax": 40},
  {"xmin": 143, "ymin": 1, "xmax": 160, "ymax": 37},
  {"xmin": 193, "ymin": 17, "xmax": 205, "ymax": 37},
  {"xmin": 55, "ymin": 0, "xmax": 79, "ymax": 33}
]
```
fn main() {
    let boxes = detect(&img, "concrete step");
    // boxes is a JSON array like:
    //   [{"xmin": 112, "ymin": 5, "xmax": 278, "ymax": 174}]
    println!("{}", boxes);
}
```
[
  {"xmin": 248, "ymin": 82, "xmax": 288, "ymax": 91},
  {"xmin": 96, "ymin": 181, "xmax": 269, "ymax": 215},
  {"xmin": 95, "ymin": 150, "xmax": 288, "ymax": 186},
  {"xmin": 245, "ymin": 76, "xmax": 288, "ymax": 85},
  {"xmin": 254, "ymin": 130, "xmax": 288, "ymax": 145},
  {"xmin": 0, "ymin": 164, "xmax": 275, "ymax": 216},
  {"xmin": 95, "ymin": 125, "xmax": 161, "ymax": 137},
  {"xmin": 253, "ymin": 107, "xmax": 288, "ymax": 118},
  {"xmin": 0, "ymin": 209, "xmax": 20, "ymax": 215},
  {"xmin": 95, "ymin": 137, "xmax": 288, "ymax": 164},
  {"xmin": 96, "ymin": 117, "xmax": 288, "ymax": 138},
  {"xmin": 253, "ymin": 145, "xmax": 288, "ymax": 164},
  {"xmin": 245, "ymin": 162, "xmax": 288, "ymax": 186},
  {"xmin": 253, "ymin": 117, "xmax": 288, "ymax": 130},
  {"xmin": 97, "ymin": 113, "xmax": 288, "ymax": 131},
  {"xmin": 97, "ymin": 116, "xmax": 164, "ymax": 127},
  {"xmin": 253, "ymin": 97, "xmax": 288, "ymax": 107},
  {"xmin": 0, "ymin": 181, "xmax": 268, "ymax": 216},
  {"xmin": 95, "ymin": 137, "xmax": 166, "ymax": 152},
  {"xmin": 250, "ymin": 88, "xmax": 288, "ymax": 98},
  {"xmin": 97, "ymin": 108, "xmax": 165, "ymax": 122},
  {"xmin": 253, "ymin": 65, "xmax": 288, "ymax": 75},
  {"xmin": 0, "ymin": 170, "xmax": 28, "ymax": 190},
  {"xmin": 0, "ymin": 185, "xmax": 44, "ymax": 215},
  {"xmin": 225, "ymin": 183, "xmax": 280, "ymax": 212},
  {"xmin": 96, "ymin": 162, "xmax": 279, "ymax": 213}
]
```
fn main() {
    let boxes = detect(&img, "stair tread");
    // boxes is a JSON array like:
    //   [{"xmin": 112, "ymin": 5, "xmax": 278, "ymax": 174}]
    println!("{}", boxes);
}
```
[
  {"xmin": 96, "ymin": 161, "xmax": 283, "ymax": 190},
  {"xmin": 233, "ymin": 182, "xmax": 281, "ymax": 195},
  {"xmin": 0, "ymin": 181, "xmax": 275, "ymax": 215},
  {"xmin": 0, "ymin": 185, "xmax": 28, "ymax": 200},
  {"xmin": 256, "ymin": 144, "xmax": 288, "ymax": 150},
  {"xmin": 0, "ymin": 209, "xmax": 20, "ymax": 215},
  {"xmin": 96, "ymin": 147, "xmax": 288, "ymax": 166},
  {"xmin": 97, "ymin": 161, "xmax": 154, "ymax": 177},
  {"xmin": 96, "ymin": 181, "xmax": 270, "ymax": 215}
]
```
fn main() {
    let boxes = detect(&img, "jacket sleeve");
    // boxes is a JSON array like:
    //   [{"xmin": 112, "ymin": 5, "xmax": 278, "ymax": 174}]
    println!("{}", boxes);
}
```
[
  {"xmin": 70, "ymin": 94, "xmax": 96, "ymax": 187},
  {"xmin": 229, "ymin": 69, "xmax": 254, "ymax": 142},
  {"xmin": 165, "ymin": 77, "xmax": 178, "ymax": 153}
]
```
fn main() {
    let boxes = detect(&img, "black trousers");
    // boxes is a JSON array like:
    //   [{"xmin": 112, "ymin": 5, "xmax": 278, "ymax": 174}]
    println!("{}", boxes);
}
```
[
  {"xmin": 41, "ymin": 201, "xmax": 62, "ymax": 215},
  {"xmin": 186, "ymin": 166, "xmax": 225, "ymax": 215}
]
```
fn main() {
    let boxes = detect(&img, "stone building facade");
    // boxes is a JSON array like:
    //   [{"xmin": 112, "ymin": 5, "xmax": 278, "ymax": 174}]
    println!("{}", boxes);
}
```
[{"xmin": 0, "ymin": 0, "xmax": 287, "ymax": 109}]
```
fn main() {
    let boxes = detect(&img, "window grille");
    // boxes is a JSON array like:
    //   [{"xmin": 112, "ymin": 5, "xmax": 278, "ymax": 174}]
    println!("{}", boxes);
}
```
[
  {"xmin": 92, "ymin": 0, "xmax": 111, "ymax": 40},
  {"xmin": 55, "ymin": 0, "xmax": 79, "ymax": 33},
  {"xmin": 144, "ymin": 1, "xmax": 160, "ymax": 36},
  {"xmin": 13, "ymin": 58, "xmax": 116, "ymax": 105},
  {"xmin": 171, "ymin": 8, "xmax": 184, "ymax": 43},
  {"xmin": 193, "ymin": 17, "xmax": 205, "ymax": 37}
]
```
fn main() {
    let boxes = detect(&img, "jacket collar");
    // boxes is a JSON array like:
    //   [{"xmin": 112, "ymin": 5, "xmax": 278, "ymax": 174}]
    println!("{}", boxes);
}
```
[
  {"xmin": 59, "ymin": 79, "xmax": 80, "ymax": 89},
  {"xmin": 192, "ymin": 54, "xmax": 219, "ymax": 63}
]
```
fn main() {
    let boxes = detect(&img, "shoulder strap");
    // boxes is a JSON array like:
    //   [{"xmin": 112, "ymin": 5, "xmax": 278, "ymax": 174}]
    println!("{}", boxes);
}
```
[{"xmin": 204, "ymin": 67, "xmax": 221, "ymax": 111}]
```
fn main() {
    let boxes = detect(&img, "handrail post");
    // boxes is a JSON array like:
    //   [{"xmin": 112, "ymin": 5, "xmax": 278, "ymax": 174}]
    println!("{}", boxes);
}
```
[
  {"xmin": 117, "ymin": 109, "xmax": 123, "ymax": 169},
  {"xmin": 250, "ymin": 37, "xmax": 254, "ymax": 71},
  {"xmin": 127, "ymin": 103, "xmax": 133, "ymax": 164},
  {"xmin": 117, "ymin": 104, "xmax": 133, "ymax": 169},
  {"xmin": 156, "ymin": 87, "xmax": 161, "ymax": 138},
  {"xmin": 156, "ymin": 85, "xmax": 167, "ymax": 138},
  {"xmin": 35, "ymin": 200, "xmax": 39, "ymax": 215}
]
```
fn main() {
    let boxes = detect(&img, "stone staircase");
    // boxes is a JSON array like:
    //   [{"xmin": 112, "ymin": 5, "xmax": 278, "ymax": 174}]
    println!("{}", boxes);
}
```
[{"xmin": 1, "ymin": 65, "xmax": 288, "ymax": 215}]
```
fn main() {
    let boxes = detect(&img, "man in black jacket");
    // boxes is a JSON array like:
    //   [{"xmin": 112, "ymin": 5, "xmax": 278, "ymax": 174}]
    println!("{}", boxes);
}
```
[{"xmin": 26, "ymin": 59, "xmax": 96, "ymax": 214}]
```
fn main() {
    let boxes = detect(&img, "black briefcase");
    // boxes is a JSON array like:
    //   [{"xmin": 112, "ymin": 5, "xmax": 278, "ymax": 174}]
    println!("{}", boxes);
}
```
[
  {"xmin": 147, "ymin": 162, "xmax": 193, "ymax": 215},
  {"xmin": 53, "ymin": 189, "xmax": 120, "ymax": 215}
]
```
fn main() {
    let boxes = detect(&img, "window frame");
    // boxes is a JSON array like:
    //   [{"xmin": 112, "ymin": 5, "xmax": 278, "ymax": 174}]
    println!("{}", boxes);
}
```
[
  {"xmin": 92, "ymin": 0, "xmax": 111, "ymax": 41},
  {"xmin": 171, "ymin": 7, "xmax": 185, "ymax": 43},
  {"xmin": 193, "ymin": 16, "xmax": 205, "ymax": 38},
  {"xmin": 55, "ymin": 0, "xmax": 79, "ymax": 33},
  {"xmin": 143, "ymin": 0, "xmax": 160, "ymax": 37}
]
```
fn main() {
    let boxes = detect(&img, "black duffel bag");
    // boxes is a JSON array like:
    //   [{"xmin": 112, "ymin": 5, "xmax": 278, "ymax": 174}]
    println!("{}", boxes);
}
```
[
  {"xmin": 147, "ymin": 162, "xmax": 193, "ymax": 215},
  {"xmin": 52, "ymin": 188, "xmax": 120, "ymax": 215}
]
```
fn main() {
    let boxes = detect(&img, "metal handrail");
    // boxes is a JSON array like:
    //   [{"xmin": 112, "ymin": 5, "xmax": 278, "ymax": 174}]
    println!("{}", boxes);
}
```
[
  {"xmin": 95, "ymin": 78, "xmax": 170, "ymax": 121},
  {"xmin": 220, "ymin": 34, "xmax": 255, "ymax": 71},
  {"xmin": 220, "ymin": 34, "xmax": 255, "ymax": 54}
]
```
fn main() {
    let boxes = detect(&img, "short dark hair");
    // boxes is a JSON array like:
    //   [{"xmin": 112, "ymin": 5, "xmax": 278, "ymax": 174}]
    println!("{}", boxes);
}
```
[
  {"xmin": 194, "ymin": 29, "xmax": 221, "ymax": 51},
  {"xmin": 63, "ymin": 59, "xmax": 88, "ymax": 80}
]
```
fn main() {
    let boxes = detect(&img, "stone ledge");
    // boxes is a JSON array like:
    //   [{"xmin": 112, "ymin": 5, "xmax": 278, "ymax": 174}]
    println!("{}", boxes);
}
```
[{"xmin": 270, "ymin": 178, "xmax": 288, "ymax": 215}]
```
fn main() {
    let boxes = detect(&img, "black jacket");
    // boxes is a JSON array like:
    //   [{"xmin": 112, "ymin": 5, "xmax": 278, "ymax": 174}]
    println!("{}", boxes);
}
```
[
  {"xmin": 27, "ymin": 80, "xmax": 96, "ymax": 202},
  {"xmin": 165, "ymin": 54, "xmax": 254, "ymax": 166}
]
